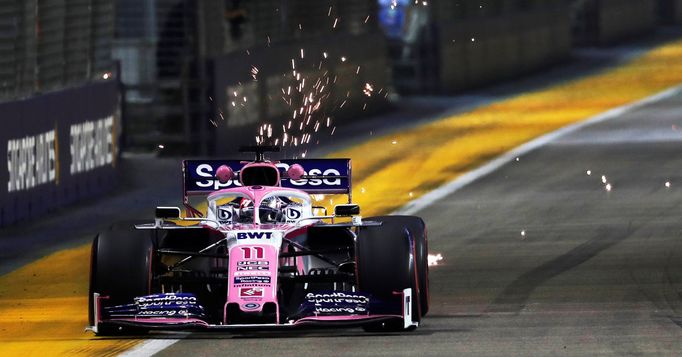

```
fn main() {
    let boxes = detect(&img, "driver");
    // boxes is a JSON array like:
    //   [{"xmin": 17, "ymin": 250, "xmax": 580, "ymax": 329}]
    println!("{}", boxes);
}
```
[
  {"xmin": 258, "ymin": 196, "xmax": 288, "ymax": 223},
  {"xmin": 228, "ymin": 197, "xmax": 286, "ymax": 223},
  {"xmin": 222, "ymin": 195, "xmax": 300, "ymax": 224}
]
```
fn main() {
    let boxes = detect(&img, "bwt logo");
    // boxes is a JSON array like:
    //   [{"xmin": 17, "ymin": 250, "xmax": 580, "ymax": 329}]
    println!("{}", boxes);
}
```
[{"xmin": 237, "ymin": 231, "xmax": 273, "ymax": 240}]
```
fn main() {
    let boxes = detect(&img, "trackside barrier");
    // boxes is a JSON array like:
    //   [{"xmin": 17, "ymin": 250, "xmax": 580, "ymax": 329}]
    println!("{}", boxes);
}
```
[
  {"xmin": 437, "ymin": 6, "xmax": 571, "ymax": 92},
  {"xmin": 658, "ymin": 0, "xmax": 682, "ymax": 24},
  {"xmin": 0, "ymin": 81, "xmax": 120, "ymax": 227},
  {"xmin": 575, "ymin": 0, "xmax": 658, "ymax": 45},
  {"xmin": 598, "ymin": 0, "xmax": 657, "ymax": 44}
]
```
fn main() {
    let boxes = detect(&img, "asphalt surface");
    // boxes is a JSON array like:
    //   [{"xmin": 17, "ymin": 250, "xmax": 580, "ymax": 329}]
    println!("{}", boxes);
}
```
[{"xmin": 153, "ymin": 79, "xmax": 682, "ymax": 356}]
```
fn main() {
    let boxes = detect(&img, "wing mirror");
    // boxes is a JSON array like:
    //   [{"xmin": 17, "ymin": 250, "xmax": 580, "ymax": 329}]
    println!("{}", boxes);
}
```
[
  {"xmin": 215, "ymin": 165, "xmax": 234, "ymax": 183},
  {"xmin": 334, "ymin": 204, "xmax": 360, "ymax": 216},
  {"xmin": 156, "ymin": 206, "xmax": 181, "ymax": 219}
]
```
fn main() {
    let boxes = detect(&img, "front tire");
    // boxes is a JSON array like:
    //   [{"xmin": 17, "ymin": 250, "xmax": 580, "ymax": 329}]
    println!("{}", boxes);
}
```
[
  {"xmin": 356, "ymin": 215, "xmax": 428, "ymax": 332},
  {"xmin": 386, "ymin": 216, "xmax": 429, "ymax": 316},
  {"xmin": 89, "ymin": 224, "xmax": 154, "ymax": 335}
]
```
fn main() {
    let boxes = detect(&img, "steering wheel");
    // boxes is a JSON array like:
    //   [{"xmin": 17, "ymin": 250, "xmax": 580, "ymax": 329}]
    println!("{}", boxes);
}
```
[{"xmin": 259, "ymin": 206, "xmax": 285, "ymax": 223}]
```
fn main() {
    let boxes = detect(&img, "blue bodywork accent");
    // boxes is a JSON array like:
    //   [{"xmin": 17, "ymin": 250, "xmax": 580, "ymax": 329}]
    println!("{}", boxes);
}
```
[
  {"xmin": 104, "ymin": 293, "xmax": 205, "ymax": 319},
  {"xmin": 291, "ymin": 290, "xmax": 406, "ymax": 319}
]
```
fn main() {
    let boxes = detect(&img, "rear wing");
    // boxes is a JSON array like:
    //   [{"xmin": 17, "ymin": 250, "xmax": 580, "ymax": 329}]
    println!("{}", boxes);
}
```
[{"xmin": 182, "ymin": 158, "xmax": 352, "ymax": 199}]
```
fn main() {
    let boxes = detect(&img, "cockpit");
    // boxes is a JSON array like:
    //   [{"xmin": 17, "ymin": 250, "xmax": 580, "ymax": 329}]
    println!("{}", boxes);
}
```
[{"xmin": 206, "ymin": 188, "xmax": 314, "ymax": 226}]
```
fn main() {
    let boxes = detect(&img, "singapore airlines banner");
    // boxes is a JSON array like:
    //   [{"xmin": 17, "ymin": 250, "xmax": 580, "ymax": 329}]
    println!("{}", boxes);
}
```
[{"xmin": 0, "ymin": 81, "xmax": 120, "ymax": 227}]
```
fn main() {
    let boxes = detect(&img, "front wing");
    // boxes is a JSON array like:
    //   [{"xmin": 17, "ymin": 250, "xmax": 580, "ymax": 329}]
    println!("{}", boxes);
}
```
[{"xmin": 88, "ymin": 289, "xmax": 418, "ymax": 333}]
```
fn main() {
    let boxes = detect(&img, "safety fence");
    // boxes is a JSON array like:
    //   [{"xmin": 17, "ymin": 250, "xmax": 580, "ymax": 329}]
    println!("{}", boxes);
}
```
[
  {"xmin": 121, "ymin": 0, "xmax": 383, "ymax": 154},
  {"xmin": 0, "ymin": 0, "xmax": 115, "ymax": 102}
]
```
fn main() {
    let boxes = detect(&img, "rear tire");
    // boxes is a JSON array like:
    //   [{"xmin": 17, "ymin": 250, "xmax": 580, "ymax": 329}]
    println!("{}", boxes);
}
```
[
  {"xmin": 89, "ymin": 223, "xmax": 154, "ymax": 335},
  {"xmin": 356, "ymin": 215, "xmax": 428, "ymax": 332}
]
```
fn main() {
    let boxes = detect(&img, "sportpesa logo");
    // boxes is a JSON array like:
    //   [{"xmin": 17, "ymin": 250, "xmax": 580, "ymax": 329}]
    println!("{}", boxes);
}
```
[{"xmin": 192, "ymin": 163, "xmax": 342, "ymax": 190}]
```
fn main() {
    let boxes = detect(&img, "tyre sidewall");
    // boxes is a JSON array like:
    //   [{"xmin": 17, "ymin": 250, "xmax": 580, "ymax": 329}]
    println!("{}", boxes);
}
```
[
  {"xmin": 357, "ymin": 216, "xmax": 422, "ymax": 325},
  {"xmin": 89, "ymin": 224, "xmax": 154, "ymax": 320}
]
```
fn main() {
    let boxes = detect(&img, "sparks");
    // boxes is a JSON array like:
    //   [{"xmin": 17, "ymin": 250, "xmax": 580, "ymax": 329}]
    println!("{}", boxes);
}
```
[
  {"xmin": 363, "ymin": 83, "xmax": 374, "ymax": 96},
  {"xmin": 428, "ymin": 253, "xmax": 443, "ymax": 266}
]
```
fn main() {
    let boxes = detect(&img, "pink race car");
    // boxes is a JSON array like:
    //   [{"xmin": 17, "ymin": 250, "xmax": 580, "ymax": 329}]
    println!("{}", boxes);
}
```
[{"xmin": 87, "ymin": 146, "xmax": 428, "ymax": 335}]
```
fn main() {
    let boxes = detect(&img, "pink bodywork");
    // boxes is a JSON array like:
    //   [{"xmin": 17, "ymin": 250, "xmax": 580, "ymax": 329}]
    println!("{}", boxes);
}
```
[
  {"xmin": 208, "ymin": 185, "xmax": 311, "ymax": 324},
  {"xmin": 206, "ymin": 185, "xmax": 305, "ymax": 207},
  {"xmin": 225, "ymin": 243, "xmax": 280, "ymax": 322}
]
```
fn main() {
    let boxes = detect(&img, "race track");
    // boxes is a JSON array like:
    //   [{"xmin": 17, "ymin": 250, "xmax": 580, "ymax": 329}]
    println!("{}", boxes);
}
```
[
  {"xmin": 151, "ymin": 74, "xmax": 682, "ymax": 356},
  {"xmin": 3, "ymin": 33, "xmax": 682, "ymax": 356}
]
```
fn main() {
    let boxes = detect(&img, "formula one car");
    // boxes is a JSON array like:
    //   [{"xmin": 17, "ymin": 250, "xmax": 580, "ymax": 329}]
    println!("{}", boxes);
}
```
[{"xmin": 87, "ymin": 146, "xmax": 428, "ymax": 335}]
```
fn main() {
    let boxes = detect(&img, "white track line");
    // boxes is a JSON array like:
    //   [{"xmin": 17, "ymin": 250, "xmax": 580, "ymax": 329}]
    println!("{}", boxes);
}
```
[
  {"xmin": 119, "ymin": 337, "xmax": 185, "ymax": 357},
  {"xmin": 120, "ymin": 85, "xmax": 681, "ymax": 357},
  {"xmin": 394, "ymin": 85, "xmax": 682, "ymax": 215}
]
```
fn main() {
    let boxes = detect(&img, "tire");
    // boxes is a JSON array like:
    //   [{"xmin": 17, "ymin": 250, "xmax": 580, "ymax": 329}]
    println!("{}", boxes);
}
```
[
  {"xmin": 356, "ymin": 215, "xmax": 427, "ymax": 332},
  {"xmin": 391, "ymin": 216, "xmax": 429, "ymax": 316},
  {"xmin": 88, "ymin": 223, "xmax": 154, "ymax": 335}
]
